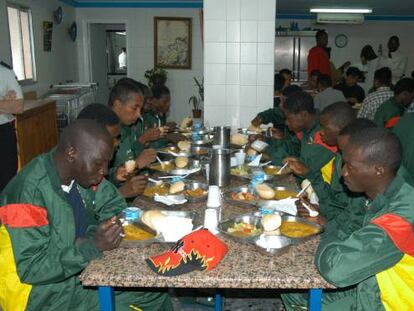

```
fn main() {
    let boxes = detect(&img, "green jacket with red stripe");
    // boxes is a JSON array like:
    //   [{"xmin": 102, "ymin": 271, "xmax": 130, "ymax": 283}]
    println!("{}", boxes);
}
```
[
  {"xmin": 393, "ymin": 112, "xmax": 414, "ymax": 180},
  {"xmin": 0, "ymin": 151, "xmax": 126, "ymax": 311},
  {"xmin": 374, "ymin": 97, "xmax": 405, "ymax": 128},
  {"xmin": 316, "ymin": 173, "xmax": 414, "ymax": 310}
]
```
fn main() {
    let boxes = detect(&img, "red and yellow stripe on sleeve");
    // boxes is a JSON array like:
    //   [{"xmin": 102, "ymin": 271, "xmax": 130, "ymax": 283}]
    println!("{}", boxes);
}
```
[
  {"xmin": 0, "ymin": 204, "xmax": 48, "ymax": 311},
  {"xmin": 371, "ymin": 214, "xmax": 414, "ymax": 311}
]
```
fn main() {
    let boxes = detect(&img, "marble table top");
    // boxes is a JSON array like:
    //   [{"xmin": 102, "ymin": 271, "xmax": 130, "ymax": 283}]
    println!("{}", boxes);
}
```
[{"xmin": 80, "ymin": 174, "xmax": 333, "ymax": 289}]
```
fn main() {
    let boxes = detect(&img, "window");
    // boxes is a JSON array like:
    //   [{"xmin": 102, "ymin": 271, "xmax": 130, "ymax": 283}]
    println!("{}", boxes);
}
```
[{"xmin": 7, "ymin": 4, "xmax": 36, "ymax": 82}]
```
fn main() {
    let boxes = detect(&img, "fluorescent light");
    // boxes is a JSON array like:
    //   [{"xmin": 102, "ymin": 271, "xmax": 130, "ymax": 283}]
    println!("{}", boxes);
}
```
[{"xmin": 310, "ymin": 8, "xmax": 372, "ymax": 14}]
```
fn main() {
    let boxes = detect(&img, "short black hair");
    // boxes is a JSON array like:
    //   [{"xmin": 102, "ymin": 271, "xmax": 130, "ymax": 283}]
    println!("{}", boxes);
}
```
[
  {"xmin": 279, "ymin": 69, "xmax": 292, "ymax": 77},
  {"xmin": 108, "ymin": 79, "xmax": 142, "ymax": 107},
  {"xmin": 315, "ymin": 30, "xmax": 327, "ymax": 40},
  {"xmin": 321, "ymin": 102, "xmax": 356, "ymax": 129},
  {"xmin": 389, "ymin": 35, "xmax": 400, "ymax": 44},
  {"xmin": 77, "ymin": 103, "xmax": 119, "ymax": 126},
  {"xmin": 348, "ymin": 127, "xmax": 402, "ymax": 173},
  {"xmin": 374, "ymin": 67, "xmax": 392, "ymax": 86},
  {"xmin": 317, "ymin": 74, "xmax": 332, "ymax": 88},
  {"xmin": 346, "ymin": 67, "xmax": 362, "ymax": 78},
  {"xmin": 394, "ymin": 78, "xmax": 414, "ymax": 96},
  {"xmin": 117, "ymin": 78, "xmax": 151, "ymax": 98},
  {"xmin": 282, "ymin": 84, "xmax": 302, "ymax": 97},
  {"xmin": 274, "ymin": 73, "xmax": 285, "ymax": 92},
  {"xmin": 284, "ymin": 91, "xmax": 315, "ymax": 114},
  {"xmin": 339, "ymin": 118, "xmax": 377, "ymax": 137},
  {"xmin": 122, "ymin": 47, "xmax": 126, "ymax": 52},
  {"xmin": 151, "ymin": 84, "xmax": 170, "ymax": 99},
  {"xmin": 360, "ymin": 45, "xmax": 377, "ymax": 61}
]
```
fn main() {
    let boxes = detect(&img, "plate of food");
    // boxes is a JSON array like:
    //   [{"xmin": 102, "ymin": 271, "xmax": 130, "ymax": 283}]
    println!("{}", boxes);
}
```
[
  {"xmin": 230, "ymin": 165, "xmax": 273, "ymax": 181},
  {"xmin": 224, "ymin": 185, "xmax": 259, "ymax": 207},
  {"xmin": 255, "ymin": 184, "xmax": 298, "ymax": 201},
  {"xmin": 279, "ymin": 215, "xmax": 322, "ymax": 244},
  {"xmin": 262, "ymin": 164, "xmax": 292, "ymax": 176},
  {"xmin": 218, "ymin": 214, "xmax": 263, "ymax": 240}
]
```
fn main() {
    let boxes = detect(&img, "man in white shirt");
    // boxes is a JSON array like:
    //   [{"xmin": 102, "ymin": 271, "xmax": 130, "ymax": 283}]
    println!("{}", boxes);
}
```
[
  {"xmin": 314, "ymin": 74, "xmax": 346, "ymax": 110},
  {"xmin": 0, "ymin": 63, "xmax": 24, "ymax": 191},
  {"xmin": 380, "ymin": 36, "xmax": 407, "ymax": 84},
  {"xmin": 118, "ymin": 47, "xmax": 127, "ymax": 70}
]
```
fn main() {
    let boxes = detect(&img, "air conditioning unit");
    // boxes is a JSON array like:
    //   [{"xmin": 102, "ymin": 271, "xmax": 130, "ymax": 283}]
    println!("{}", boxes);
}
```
[{"xmin": 316, "ymin": 13, "xmax": 364, "ymax": 24}]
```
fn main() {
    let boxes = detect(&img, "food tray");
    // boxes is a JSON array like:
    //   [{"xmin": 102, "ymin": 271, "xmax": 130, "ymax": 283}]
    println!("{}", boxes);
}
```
[
  {"xmin": 262, "ymin": 164, "xmax": 292, "ymax": 176},
  {"xmin": 157, "ymin": 146, "xmax": 189, "ymax": 157},
  {"xmin": 120, "ymin": 210, "xmax": 198, "ymax": 248},
  {"xmin": 143, "ymin": 180, "xmax": 207, "ymax": 202},
  {"xmin": 218, "ymin": 213, "xmax": 322, "ymax": 255},
  {"xmin": 149, "ymin": 159, "xmax": 200, "ymax": 175},
  {"xmin": 230, "ymin": 165, "xmax": 274, "ymax": 181},
  {"xmin": 223, "ymin": 185, "xmax": 259, "ymax": 207}
]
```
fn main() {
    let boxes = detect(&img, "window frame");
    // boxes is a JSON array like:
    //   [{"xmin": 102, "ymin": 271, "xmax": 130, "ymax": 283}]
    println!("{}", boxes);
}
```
[{"xmin": 7, "ymin": 2, "xmax": 37, "ymax": 85}]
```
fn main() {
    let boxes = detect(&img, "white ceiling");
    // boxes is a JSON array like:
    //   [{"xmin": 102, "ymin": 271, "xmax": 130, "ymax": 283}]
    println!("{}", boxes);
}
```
[{"xmin": 277, "ymin": 0, "xmax": 414, "ymax": 16}]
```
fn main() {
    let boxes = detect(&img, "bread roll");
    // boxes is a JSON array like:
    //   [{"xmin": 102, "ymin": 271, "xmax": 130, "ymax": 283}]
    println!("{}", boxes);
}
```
[
  {"xmin": 180, "ymin": 117, "xmax": 193, "ymax": 129},
  {"xmin": 175, "ymin": 156, "xmax": 189, "ymax": 168},
  {"xmin": 261, "ymin": 214, "xmax": 282, "ymax": 232},
  {"xmin": 177, "ymin": 140, "xmax": 191, "ymax": 151},
  {"xmin": 256, "ymin": 183, "xmax": 275, "ymax": 200},
  {"xmin": 169, "ymin": 181, "xmax": 185, "ymax": 194},
  {"xmin": 230, "ymin": 134, "xmax": 248, "ymax": 146},
  {"xmin": 141, "ymin": 210, "xmax": 166, "ymax": 231},
  {"xmin": 125, "ymin": 160, "xmax": 136, "ymax": 173},
  {"xmin": 246, "ymin": 148, "xmax": 257, "ymax": 157},
  {"xmin": 248, "ymin": 124, "xmax": 262, "ymax": 134}
]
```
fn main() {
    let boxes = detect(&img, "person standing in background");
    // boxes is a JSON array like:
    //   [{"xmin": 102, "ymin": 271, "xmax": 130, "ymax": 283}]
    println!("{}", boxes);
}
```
[
  {"xmin": 307, "ymin": 30, "xmax": 331, "ymax": 77},
  {"xmin": 380, "ymin": 36, "xmax": 407, "ymax": 84},
  {"xmin": 0, "ymin": 63, "xmax": 23, "ymax": 192},
  {"xmin": 118, "ymin": 47, "xmax": 127, "ymax": 70},
  {"xmin": 357, "ymin": 45, "xmax": 380, "ymax": 94}
]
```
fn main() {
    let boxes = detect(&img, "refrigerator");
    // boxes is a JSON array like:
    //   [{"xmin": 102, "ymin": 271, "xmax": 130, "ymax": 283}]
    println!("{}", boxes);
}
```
[{"xmin": 274, "ymin": 31, "xmax": 317, "ymax": 82}]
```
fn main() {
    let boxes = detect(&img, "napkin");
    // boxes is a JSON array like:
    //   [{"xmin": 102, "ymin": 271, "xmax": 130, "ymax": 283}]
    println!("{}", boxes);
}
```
[
  {"xmin": 146, "ymin": 229, "xmax": 228, "ymax": 276},
  {"xmin": 259, "ymin": 198, "xmax": 298, "ymax": 216},
  {"xmin": 154, "ymin": 194, "xmax": 187, "ymax": 206},
  {"xmin": 247, "ymin": 154, "xmax": 262, "ymax": 167}
]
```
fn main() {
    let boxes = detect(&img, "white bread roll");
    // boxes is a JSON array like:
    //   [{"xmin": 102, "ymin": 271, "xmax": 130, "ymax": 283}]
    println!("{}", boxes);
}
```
[
  {"xmin": 125, "ymin": 160, "xmax": 136, "ymax": 173},
  {"xmin": 261, "ymin": 214, "xmax": 282, "ymax": 232},
  {"xmin": 169, "ymin": 181, "xmax": 185, "ymax": 194},
  {"xmin": 175, "ymin": 156, "xmax": 189, "ymax": 168},
  {"xmin": 230, "ymin": 133, "xmax": 248, "ymax": 146},
  {"xmin": 141, "ymin": 210, "xmax": 166, "ymax": 231},
  {"xmin": 177, "ymin": 140, "xmax": 191, "ymax": 151},
  {"xmin": 256, "ymin": 183, "xmax": 275, "ymax": 200}
]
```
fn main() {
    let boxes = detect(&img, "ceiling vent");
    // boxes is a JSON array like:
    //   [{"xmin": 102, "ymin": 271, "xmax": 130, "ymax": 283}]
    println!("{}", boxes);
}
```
[{"xmin": 316, "ymin": 13, "xmax": 364, "ymax": 24}]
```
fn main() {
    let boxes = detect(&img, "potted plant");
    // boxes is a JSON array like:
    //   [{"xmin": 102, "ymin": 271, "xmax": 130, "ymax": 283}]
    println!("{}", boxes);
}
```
[
  {"xmin": 188, "ymin": 95, "xmax": 202, "ymax": 118},
  {"xmin": 144, "ymin": 68, "xmax": 168, "ymax": 88}
]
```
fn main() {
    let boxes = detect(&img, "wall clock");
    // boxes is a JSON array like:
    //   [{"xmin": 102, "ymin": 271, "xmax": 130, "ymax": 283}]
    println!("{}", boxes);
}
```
[{"xmin": 335, "ymin": 34, "xmax": 348, "ymax": 48}]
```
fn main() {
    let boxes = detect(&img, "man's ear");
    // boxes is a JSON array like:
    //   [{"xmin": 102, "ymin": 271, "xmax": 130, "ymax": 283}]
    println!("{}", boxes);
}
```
[{"xmin": 65, "ymin": 146, "xmax": 77, "ymax": 163}]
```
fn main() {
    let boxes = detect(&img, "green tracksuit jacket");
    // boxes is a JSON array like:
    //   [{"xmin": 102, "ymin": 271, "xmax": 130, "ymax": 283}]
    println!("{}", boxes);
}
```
[
  {"xmin": 142, "ymin": 111, "xmax": 168, "ymax": 149},
  {"xmin": 133, "ymin": 117, "xmax": 146, "ymax": 156},
  {"xmin": 282, "ymin": 173, "xmax": 414, "ymax": 310},
  {"xmin": 393, "ymin": 112, "xmax": 414, "ymax": 179},
  {"xmin": 257, "ymin": 104, "xmax": 285, "ymax": 131},
  {"xmin": 267, "ymin": 128, "xmax": 301, "ymax": 166},
  {"xmin": 0, "ymin": 151, "xmax": 172, "ymax": 311},
  {"xmin": 374, "ymin": 97, "xmax": 405, "ymax": 128}
]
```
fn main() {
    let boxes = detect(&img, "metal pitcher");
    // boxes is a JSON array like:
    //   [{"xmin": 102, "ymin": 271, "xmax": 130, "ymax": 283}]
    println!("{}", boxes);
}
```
[
  {"xmin": 212, "ymin": 126, "xmax": 230, "ymax": 148},
  {"xmin": 209, "ymin": 147, "xmax": 231, "ymax": 187}
]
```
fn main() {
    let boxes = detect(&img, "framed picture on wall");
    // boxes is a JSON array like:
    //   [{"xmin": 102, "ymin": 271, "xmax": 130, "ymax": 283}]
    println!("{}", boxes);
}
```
[{"xmin": 154, "ymin": 17, "xmax": 192, "ymax": 69}]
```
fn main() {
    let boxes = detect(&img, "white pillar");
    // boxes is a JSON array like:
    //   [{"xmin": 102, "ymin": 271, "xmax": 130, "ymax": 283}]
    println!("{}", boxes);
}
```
[{"xmin": 204, "ymin": 0, "xmax": 276, "ymax": 128}]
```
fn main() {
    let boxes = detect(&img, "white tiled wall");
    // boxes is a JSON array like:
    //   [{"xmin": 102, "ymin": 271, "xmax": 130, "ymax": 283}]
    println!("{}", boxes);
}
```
[{"xmin": 204, "ymin": 0, "xmax": 276, "ymax": 128}]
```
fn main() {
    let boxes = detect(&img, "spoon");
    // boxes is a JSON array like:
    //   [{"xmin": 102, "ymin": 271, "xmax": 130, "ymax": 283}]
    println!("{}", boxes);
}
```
[
  {"xmin": 301, "ymin": 201, "xmax": 319, "ymax": 217},
  {"xmin": 296, "ymin": 182, "xmax": 311, "ymax": 198},
  {"xmin": 148, "ymin": 177, "xmax": 163, "ymax": 185},
  {"xmin": 277, "ymin": 162, "xmax": 289, "ymax": 174},
  {"xmin": 168, "ymin": 150, "xmax": 181, "ymax": 157},
  {"xmin": 156, "ymin": 156, "xmax": 165, "ymax": 169},
  {"xmin": 259, "ymin": 161, "xmax": 272, "ymax": 167}
]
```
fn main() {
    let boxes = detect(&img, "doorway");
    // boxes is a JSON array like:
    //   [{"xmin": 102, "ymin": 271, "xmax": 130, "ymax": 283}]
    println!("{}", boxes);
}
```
[{"xmin": 89, "ymin": 23, "xmax": 127, "ymax": 104}]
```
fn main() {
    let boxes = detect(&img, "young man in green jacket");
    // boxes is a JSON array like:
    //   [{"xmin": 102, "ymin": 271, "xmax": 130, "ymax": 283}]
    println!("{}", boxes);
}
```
[
  {"xmin": 282, "ymin": 91, "xmax": 337, "ymax": 183},
  {"xmin": 374, "ymin": 77, "xmax": 414, "ymax": 128},
  {"xmin": 392, "ymin": 112, "xmax": 414, "ymax": 179},
  {"xmin": 0, "ymin": 120, "xmax": 172, "ymax": 311},
  {"xmin": 283, "ymin": 127, "xmax": 414, "ymax": 310},
  {"xmin": 108, "ymin": 80, "xmax": 157, "ymax": 184}
]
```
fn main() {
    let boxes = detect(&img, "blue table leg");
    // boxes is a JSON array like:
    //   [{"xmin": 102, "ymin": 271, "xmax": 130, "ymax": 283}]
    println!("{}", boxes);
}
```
[
  {"xmin": 215, "ymin": 292, "xmax": 222, "ymax": 311},
  {"xmin": 98, "ymin": 286, "xmax": 115, "ymax": 311},
  {"xmin": 309, "ymin": 288, "xmax": 322, "ymax": 311}
]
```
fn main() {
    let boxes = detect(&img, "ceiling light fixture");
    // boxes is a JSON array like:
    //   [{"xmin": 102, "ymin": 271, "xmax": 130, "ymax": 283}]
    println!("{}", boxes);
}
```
[{"xmin": 310, "ymin": 8, "xmax": 372, "ymax": 14}]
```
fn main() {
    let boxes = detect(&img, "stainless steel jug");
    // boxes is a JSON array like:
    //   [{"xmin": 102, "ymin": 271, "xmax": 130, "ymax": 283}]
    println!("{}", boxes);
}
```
[
  {"xmin": 209, "ymin": 147, "xmax": 231, "ymax": 187},
  {"xmin": 212, "ymin": 126, "xmax": 230, "ymax": 148}
]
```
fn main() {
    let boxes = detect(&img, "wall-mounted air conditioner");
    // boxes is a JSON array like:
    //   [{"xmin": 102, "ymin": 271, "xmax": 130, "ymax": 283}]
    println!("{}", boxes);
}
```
[{"xmin": 316, "ymin": 13, "xmax": 364, "ymax": 24}]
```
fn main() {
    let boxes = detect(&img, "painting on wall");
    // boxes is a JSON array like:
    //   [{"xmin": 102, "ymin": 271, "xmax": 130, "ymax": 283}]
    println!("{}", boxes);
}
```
[
  {"xmin": 43, "ymin": 21, "xmax": 53, "ymax": 51},
  {"xmin": 154, "ymin": 17, "xmax": 192, "ymax": 69}
]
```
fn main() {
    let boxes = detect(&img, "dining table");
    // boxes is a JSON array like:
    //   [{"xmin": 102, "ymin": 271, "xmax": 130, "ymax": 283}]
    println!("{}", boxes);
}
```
[{"xmin": 80, "ymin": 172, "xmax": 334, "ymax": 311}]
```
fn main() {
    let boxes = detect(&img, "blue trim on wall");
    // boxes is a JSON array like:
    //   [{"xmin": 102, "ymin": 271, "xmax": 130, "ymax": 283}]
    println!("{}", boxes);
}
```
[
  {"xmin": 276, "ymin": 13, "xmax": 414, "ymax": 21},
  {"xmin": 60, "ymin": 0, "xmax": 202, "ymax": 8}
]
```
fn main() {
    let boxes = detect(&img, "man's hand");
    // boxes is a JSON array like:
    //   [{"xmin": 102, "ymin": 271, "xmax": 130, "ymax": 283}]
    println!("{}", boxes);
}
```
[
  {"xmin": 136, "ymin": 148, "xmax": 157, "ymax": 169},
  {"xmin": 166, "ymin": 132, "xmax": 187, "ymax": 144},
  {"xmin": 115, "ymin": 166, "xmax": 128, "ymax": 182},
  {"xmin": 93, "ymin": 216, "xmax": 123, "ymax": 251},
  {"xmin": 165, "ymin": 121, "xmax": 177, "ymax": 132},
  {"xmin": 270, "ymin": 127, "xmax": 284, "ymax": 140},
  {"xmin": 295, "ymin": 198, "xmax": 325, "ymax": 225},
  {"xmin": 138, "ymin": 128, "xmax": 162, "ymax": 144},
  {"xmin": 284, "ymin": 157, "xmax": 310, "ymax": 177},
  {"xmin": 251, "ymin": 116, "xmax": 262, "ymax": 127},
  {"xmin": 118, "ymin": 175, "xmax": 148, "ymax": 198}
]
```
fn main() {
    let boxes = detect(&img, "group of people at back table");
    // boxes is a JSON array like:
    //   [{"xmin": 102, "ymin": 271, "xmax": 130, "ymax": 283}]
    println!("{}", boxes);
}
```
[{"xmin": 2, "ymin": 34, "xmax": 414, "ymax": 310}]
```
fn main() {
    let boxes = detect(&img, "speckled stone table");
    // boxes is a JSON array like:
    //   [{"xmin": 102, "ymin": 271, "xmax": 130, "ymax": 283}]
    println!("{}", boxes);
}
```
[{"xmin": 80, "ymin": 173, "xmax": 333, "ymax": 310}]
